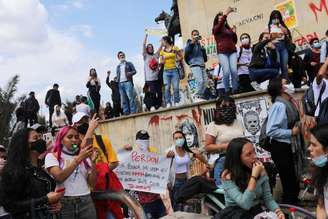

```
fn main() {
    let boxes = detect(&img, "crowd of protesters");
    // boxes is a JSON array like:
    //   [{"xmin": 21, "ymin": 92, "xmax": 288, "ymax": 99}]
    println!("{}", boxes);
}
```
[{"xmin": 1, "ymin": 6, "xmax": 328, "ymax": 219}]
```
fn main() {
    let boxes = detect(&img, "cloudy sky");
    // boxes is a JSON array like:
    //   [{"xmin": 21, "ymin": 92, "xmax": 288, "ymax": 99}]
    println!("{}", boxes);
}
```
[{"xmin": 0, "ymin": 0, "xmax": 176, "ymax": 115}]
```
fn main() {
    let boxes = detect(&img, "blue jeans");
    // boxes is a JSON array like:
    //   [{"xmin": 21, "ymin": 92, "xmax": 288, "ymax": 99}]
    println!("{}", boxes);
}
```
[
  {"xmin": 214, "ymin": 156, "xmax": 226, "ymax": 187},
  {"xmin": 142, "ymin": 199, "xmax": 166, "ymax": 218},
  {"xmin": 119, "ymin": 81, "xmax": 137, "ymax": 115},
  {"xmin": 163, "ymin": 68, "xmax": 180, "ymax": 105},
  {"xmin": 218, "ymin": 53, "xmax": 238, "ymax": 92},
  {"xmin": 275, "ymin": 41, "xmax": 289, "ymax": 80},
  {"xmin": 60, "ymin": 195, "xmax": 97, "ymax": 219},
  {"xmin": 190, "ymin": 66, "xmax": 207, "ymax": 98},
  {"xmin": 249, "ymin": 68, "xmax": 280, "ymax": 83},
  {"xmin": 170, "ymin": 177, "xmax": 187, "ymax": 211}
]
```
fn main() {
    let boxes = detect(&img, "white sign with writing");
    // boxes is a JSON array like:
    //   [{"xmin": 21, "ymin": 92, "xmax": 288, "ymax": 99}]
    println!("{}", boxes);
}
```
[
  {"xmin": 145, "ymin": 28, "xmax": 167, "ymax": 36},
  {"xmin": 115, "ymin": 150, "xmax": 172, "ymax": 194}
]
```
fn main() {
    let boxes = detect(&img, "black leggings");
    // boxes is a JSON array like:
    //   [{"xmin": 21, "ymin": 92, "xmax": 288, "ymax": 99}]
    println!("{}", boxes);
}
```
[{"xmin": 270, "ymin": 139, "xmax": 300, "ymax": 204}]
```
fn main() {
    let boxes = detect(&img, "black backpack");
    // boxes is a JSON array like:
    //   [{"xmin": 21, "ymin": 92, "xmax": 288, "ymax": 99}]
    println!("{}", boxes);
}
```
[{"xmin": 303, "ymin": 81, "xmax": 326, "ymax": 116}]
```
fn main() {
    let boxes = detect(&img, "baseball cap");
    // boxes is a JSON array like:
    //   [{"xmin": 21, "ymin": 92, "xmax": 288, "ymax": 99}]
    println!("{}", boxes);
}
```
[
  {"xmin": 72, "ymin": 112, "xmax": 89, "ymax": 124},
  {"xmin": 0, "ymin": 145, "xmax": 6, "ymax": 152},
  {"xmin": 31, "ymin": 124, "xmax": 47, "ymax": 133},
  {"xmin": 136, "ymin": 130, "xmax": 150, "ymax": 140}
]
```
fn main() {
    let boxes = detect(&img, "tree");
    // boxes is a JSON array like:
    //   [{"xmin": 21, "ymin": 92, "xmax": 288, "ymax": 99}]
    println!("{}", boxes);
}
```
[{"xmin": 0, "ymin": 75, "xmax": 19, "ymax": 146}]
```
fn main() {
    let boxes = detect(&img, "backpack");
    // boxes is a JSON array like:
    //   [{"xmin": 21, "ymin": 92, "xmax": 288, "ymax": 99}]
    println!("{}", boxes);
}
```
[
  {"xmin": 259, "ymin": 98, "xmax": 297, "ymax": 151},
  {"xmin": 303, "ymin": 81, "xmax": 326, "ymax": 116}
]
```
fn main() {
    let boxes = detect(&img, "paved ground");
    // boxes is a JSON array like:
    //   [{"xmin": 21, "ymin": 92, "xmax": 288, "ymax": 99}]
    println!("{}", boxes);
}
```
[{"xmin": 162, "ymin": 212, "xmax": 211, "ymax": 219}]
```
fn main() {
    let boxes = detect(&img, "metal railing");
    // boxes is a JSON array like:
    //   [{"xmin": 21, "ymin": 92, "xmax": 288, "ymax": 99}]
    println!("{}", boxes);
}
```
[{"xmin": 92, "ymin": 190, "xmax": 147, "ymax": 219}]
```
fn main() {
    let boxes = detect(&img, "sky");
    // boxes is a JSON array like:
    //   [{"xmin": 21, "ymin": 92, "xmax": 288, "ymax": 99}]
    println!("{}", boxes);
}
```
[{"xmin": 0, "ymin": 0, "xmax": 178, "ymax": 115}]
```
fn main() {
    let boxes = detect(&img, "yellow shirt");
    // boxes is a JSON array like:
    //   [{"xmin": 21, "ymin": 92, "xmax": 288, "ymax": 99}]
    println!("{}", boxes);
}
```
[
  {"xmin": 160, "ymin": 46, "xmax": 180, "ymax": 70},
  {"xmin": 93, "ymin": 135, "xmax": 118, "ymax": 164}
]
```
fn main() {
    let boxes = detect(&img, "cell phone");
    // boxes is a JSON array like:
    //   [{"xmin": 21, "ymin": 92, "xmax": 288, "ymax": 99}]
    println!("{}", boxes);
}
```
[
  {"xmin": 56, "ymin": 188, "xmax": 65, "ymax": 193},
  {"xmin": 86, "ymin": 138, "xmax": 93, "ymax": 146}
]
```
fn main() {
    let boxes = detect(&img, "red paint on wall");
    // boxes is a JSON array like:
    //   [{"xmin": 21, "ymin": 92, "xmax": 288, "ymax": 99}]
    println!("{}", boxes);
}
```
[
  {"xmin": 148, "ymin": 115, "xmax": 160, "ymax": 126},
  {"xmin": 309, "ymin": 0, "xmax": 328, "ymax": 23},
  {"xmin": 160, "ymin": 116, "xmax": 173, "ymax": 121},
  {"xmin": 192, "ymin": 107, "xmax": 202, "ymax": 127},
  {"xmin": 176, "ymin": 114, "xmax": 188, "ymax": 121}
]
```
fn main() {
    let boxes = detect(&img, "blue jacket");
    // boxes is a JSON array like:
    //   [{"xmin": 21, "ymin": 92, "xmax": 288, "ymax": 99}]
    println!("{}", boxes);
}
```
[
  {"xmin": 184, "ymin": 39, "xmax": 207, "ymax": 67},
  {"xmin": 116, "ymin": 61, "xmax": 137, "ymax": 83}
]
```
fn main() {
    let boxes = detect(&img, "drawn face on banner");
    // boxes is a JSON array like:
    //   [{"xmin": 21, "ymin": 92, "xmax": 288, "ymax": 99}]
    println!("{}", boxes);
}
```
[
  {"xmin": 180, "ymin": 120, "xmax": 199, "ymax": 148},
  {"xmin": 243, "ymin": 111, "xmax": 260, "ymax": 135}
]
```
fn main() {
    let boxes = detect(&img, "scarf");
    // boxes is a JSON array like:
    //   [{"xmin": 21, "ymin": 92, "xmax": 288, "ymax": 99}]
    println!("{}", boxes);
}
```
[{"xmin": 214, "ymin": 105, "xmax": 237, "ymax": 125}]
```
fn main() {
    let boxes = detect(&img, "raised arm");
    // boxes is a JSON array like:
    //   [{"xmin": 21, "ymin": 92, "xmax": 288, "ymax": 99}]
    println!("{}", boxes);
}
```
[{"xmin": 143, "ymin": 34, "xmax": 148, "ymax": 56}]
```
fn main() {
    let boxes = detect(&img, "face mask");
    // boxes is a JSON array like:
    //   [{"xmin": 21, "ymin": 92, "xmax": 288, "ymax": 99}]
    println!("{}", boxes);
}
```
[
  {"xmin": 77, "ymin": 123, "xmax": 89, "ymax": 135},
  {"xmin": 175, "ymin": 138, "xmax": 185, "ymax": 147},
  {"xmin": 120, "ymin": 58, "xmax": 126, "ymax": 63},
  {"xmin": 62, "ymin": 144, "xmax": 79, "ymax": 155},
  {"xmin": 214, "ymin": 105, "xmax": 236, "ymax": 125},
  {"xmin": 312, "ymin": 154, "xmax": 328, "ymax": 167},
  {"xmin": 30, "ymin": 139, "xmax": 47, "ymax": 154},
  {"xmin": 0, "ymin": 158, "xmax": 6, "ymax": 172},
  {"xmin": 313, "ymin": 42, "xmax": 321, "ymax": 49},
  {"xmin": 136, "ymin": 139, "xmax": 149, "ymax": 151},
  {"xmin": 272, "ymin": 18, "xmax": 280, "ymax": 24},
  {"xmin": 283, "ymin": 85, "xmax": 295, "ymax": 95},
  {"xmin": 241, "ymin": 38, "xmax": 250, "ymax": 45}
]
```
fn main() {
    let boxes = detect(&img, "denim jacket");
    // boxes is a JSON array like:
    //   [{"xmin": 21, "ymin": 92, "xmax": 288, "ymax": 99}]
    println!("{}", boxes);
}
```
[{"xmin": 116, "ymin": 61, "xmax": 137, "ymax": 83}]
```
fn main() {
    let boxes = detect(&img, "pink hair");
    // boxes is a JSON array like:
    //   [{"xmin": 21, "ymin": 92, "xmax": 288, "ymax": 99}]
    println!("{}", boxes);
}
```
[{"xmin": 53, "ymin": 126, "xmax": 90, "ymax": 169}]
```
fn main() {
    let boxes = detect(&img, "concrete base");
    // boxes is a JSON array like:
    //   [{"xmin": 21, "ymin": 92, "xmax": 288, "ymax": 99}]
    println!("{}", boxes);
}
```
[{"xmin": 161, "ymin": 211, "xmax": 211, "ymax": 219}]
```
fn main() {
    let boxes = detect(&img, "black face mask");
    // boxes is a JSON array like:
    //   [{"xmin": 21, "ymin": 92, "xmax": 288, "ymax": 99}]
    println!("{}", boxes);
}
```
[
  {"xmin": 30, "ymin": 139, "xmax": 47, "ymax": 154},
  {"xmin": 214, "ymin": 105, "xmax": 237, "ymax": 125},
  {"xmin": 77, "ymin": 123, "xmax": 89, "ymax": 135}
]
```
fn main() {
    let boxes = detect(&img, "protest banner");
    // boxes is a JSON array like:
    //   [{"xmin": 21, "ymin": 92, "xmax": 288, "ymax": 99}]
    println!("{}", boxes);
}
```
[
  {"xmin": 145, "ymin": 28, "xmax": 167, "ymax": 37},
  {"xmin": 114, "ymin": 149, "xmax": 172, "ymax": 194}
]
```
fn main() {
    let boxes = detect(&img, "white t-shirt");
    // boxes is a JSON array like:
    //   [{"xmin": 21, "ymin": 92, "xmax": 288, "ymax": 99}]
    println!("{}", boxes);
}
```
[
  {"xmin": 166, "ymin": 145, "xmax": 191, "ymax": 174},
  {"xmin": 52, "ymin": 112, "xmax": 68, "ymax": 127},
  {"xmin": 206, "ymin": 120, "xmax": 244, "ymax": 164},
  {"xmin": 313, "ymin": 78, "xmax": 328, "ymax": 117},
  {"xmin": 144, "ymin": 53, "xmax": 159, "ymax": 81},
  {"xmin": 45, "ymin": 153, "xmax": 91, "ymax": 197},
  {"xmin": 76, "ymin": 103, "xmax": 91, "ymax": 116},
  {"xmin": 119, "ymin": 62, "xmax": 127, "ymax": 82},
  {"xmin": 237, "ymin": 47, "xmax": 252, "ymax": 76}
]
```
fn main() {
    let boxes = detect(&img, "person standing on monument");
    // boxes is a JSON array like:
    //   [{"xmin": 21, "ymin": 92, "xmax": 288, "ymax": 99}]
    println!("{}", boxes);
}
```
[{"xmin": 212, "ymin": 7, "xmax": 238, "ymax": 94}]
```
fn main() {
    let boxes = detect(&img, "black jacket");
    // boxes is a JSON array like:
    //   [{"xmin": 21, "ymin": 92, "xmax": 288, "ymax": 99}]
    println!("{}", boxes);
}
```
[
  {"xmin": 0, "ymin": 165, "xmax": 56, "ymax": 219},
  {"xmin": 45, "ymin": 89, "xmax": 61, "ymax": 107},
  {"xmin": 24, "ymin": 97, "xmax": 40, "ymax": 114},
  {"xmin": 106, "ymin": 76, "xmax": 121, "ymax": 104},
  {"xmin": 249, "ymin": 40, "xmax": 279, "ymax": 69}
]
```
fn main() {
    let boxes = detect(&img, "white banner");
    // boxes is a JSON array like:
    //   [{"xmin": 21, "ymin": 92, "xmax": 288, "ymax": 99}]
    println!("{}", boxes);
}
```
[
  {"xmin": 114, "ymin": 150, "xmax": 172, "ymax": 194},
  {"xmin": 145, "ymin": 28, "xmax": 167, "ymax": 37}
]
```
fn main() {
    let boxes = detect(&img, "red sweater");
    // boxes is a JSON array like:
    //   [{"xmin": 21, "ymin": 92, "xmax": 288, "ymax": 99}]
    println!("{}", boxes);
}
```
[{"xmin": 212, "ymin": 15, "xmax": 237, "ymax": 54}]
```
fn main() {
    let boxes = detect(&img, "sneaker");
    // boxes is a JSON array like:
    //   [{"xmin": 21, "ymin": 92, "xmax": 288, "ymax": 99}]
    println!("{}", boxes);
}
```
[
  {"xmin": 251, "ymin": 82, "xmax": 263, "ymax": 91},
  {"xmin": 166, "ymin": 103, "xmax": 172, "ymax": 108},
  {"xmin": 193, "ymin": 96, "xmax": 204, "ymax": 103},
  {"xmin": 150, "ymin": 106, "xmax": 156, "ymax": 111}
]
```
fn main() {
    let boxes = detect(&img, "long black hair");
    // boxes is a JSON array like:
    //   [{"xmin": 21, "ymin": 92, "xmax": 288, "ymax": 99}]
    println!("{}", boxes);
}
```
[
  {"xmin": 223, "ymin": 137, "xmax": 252, "ymax": 191},
  {"xmin": 0, "ymin": 128, "xmax": 32, "ymax": 205},
  {"xmin": 162, "ymin": 36, "xmax": 173, "ymax": 46},
  {"xmin": 212, "ymin": 12, "xmax": 231, "ymax": 34},
  {"xmin": 268, "ymin": 10, "xmax": 291, "ymax": 39},
  {"xmin": 173, "ymin": 130, "xmax": 193, "ymax": 153},
  {"xmin": 310, "ymin": 124, "xmax": 328, "ymax": 197},
  {"xmin": 268, "ymin": 77, "xmax": 283, "ymax": 103}
]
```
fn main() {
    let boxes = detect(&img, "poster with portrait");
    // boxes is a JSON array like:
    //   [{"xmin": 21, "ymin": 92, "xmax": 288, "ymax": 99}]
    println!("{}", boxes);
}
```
[
  {"xmin": 236, "ymin": 97, "xmax": 272, "ymax": 161},
  {"xmin": 274, "ymin": 0, "xmax": 298, "ymax": 29}
]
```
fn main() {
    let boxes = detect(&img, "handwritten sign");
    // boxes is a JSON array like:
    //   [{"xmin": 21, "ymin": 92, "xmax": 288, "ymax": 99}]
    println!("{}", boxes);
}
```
[{"xmin": 115, "ymin": 150, "xmax": 171, "ymax": 194}]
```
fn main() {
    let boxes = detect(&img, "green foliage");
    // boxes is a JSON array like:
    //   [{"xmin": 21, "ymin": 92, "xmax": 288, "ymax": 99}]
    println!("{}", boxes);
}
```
[{"xmin": 0, "ymin": 75, "xmax": 20, "ymax": 146}]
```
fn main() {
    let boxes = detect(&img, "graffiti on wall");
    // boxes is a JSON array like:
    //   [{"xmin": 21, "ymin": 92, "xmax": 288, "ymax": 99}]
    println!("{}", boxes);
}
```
[
  {"xmin": 275, "ymin": 0, "xmax": 298, "ymax": 29},
  {"xmin": 308, "ymin": 0, "xmax": 328, "ymax": 23}
]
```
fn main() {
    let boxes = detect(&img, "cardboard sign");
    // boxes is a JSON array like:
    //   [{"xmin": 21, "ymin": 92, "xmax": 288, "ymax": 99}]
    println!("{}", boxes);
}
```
[
  {"xmin": 115, "ymin": 150, "xmax": 171, "ymax": 194},
  {"xmin": 145, "ymin": 28, "xmax": 168, "ymax": 37},
  {"xmin": 275, "ymin": 0, "xmax": 298, "ymax": 29}
]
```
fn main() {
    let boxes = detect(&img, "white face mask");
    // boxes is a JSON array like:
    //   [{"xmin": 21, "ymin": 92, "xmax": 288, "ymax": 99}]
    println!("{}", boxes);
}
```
[
  {"xmin": 136, "ymin": 139, "xmax": 150, "ymax": 151},
  {"xmin": 241, "ymin": 38, "xmax": 250, "ymax": 45},
  {"xmin": 313, "ymin": 42, "xmax": 321, "ymax": 49},
  {"xmin": 283, "ymin": 85, "xmax": 295, "ymax": 95},
  {"xmin": 272, "ymin": 18, "xmax": 280, "ymax": 25}
]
